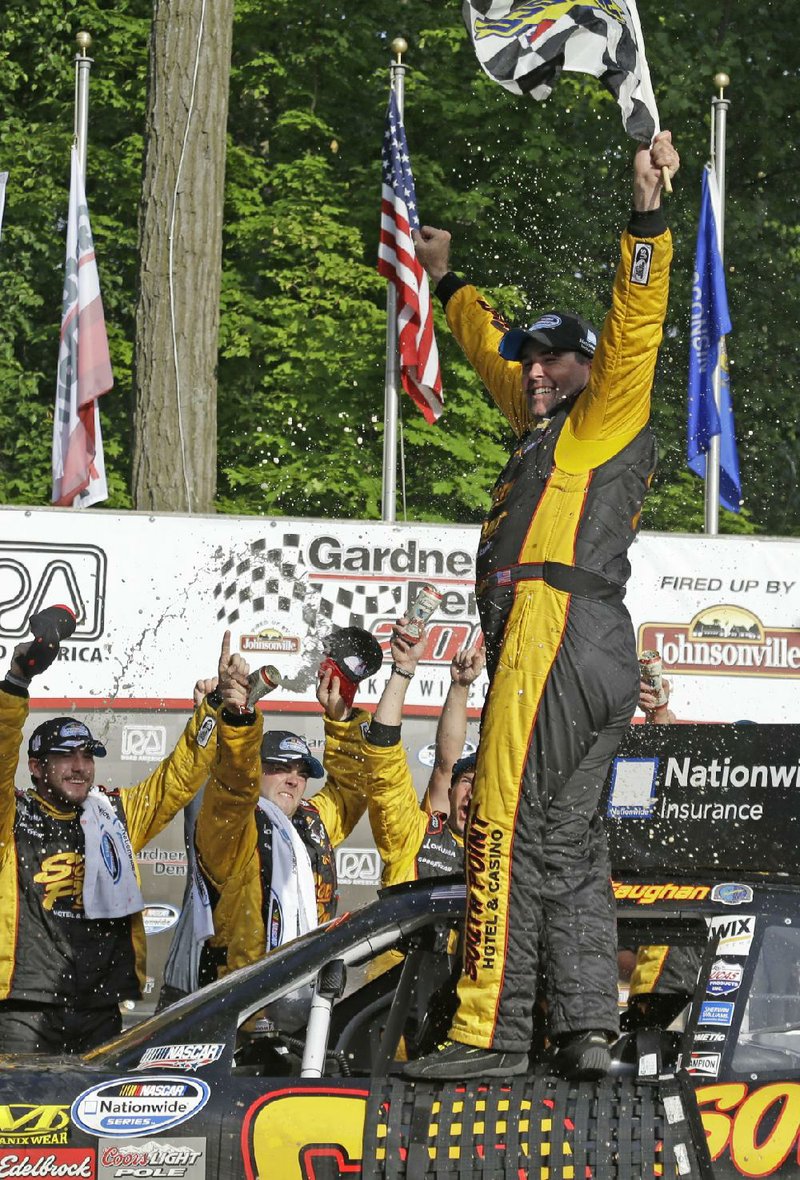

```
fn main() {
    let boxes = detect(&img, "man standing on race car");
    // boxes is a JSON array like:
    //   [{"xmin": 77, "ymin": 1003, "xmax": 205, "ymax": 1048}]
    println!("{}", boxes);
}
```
[
  {"xmin": 406, "ymin": 132, "xmax": 680, "ymax": 1082},
  {"xmin": 194, "ymin": 648, "xmax": 370, "ymax": 978},
  {"xmin": 0, "ymin": 629, "xmax": 240, "ymax": 1054}
]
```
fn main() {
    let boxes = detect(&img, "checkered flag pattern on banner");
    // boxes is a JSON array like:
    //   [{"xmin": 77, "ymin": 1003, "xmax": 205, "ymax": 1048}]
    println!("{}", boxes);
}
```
[
  {"xmin": 214, "ymin": 535, "xmax": 311, "ymax": 625},
  {"xmin": 317, "ymin": 584, "xmax": 405, "ymax": 632},
  {"xmin": 463, "ymin": 0, "xmax": 659, "ymax": 143},
  {"xmin": 214, "ymin": 534, "xmax": 405, "ymax": 633}
]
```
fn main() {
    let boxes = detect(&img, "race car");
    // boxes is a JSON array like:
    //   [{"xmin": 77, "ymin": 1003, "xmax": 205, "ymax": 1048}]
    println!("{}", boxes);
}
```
[
  {"xmin": 3, "ymin": 721, "xmax": 800, "ymax": 1178},
  {"xmin": 0, "ymin": 876, "xmax": 713, "ymax": 1179}
]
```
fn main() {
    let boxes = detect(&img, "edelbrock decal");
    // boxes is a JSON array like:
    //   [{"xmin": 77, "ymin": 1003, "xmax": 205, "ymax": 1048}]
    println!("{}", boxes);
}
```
[{"xmin": 71, "ymin": 1078, "xmax": 209, "ymax": 1138}]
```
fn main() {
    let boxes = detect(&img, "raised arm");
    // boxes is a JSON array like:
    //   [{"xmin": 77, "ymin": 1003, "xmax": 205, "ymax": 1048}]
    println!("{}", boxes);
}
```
[
  {"xmin": 424, "ymin": 640, "xmax": 485, "ymax": 815},
  {"xmin": 194, "ymin": 637, "xmax": 262, "ymax": 889},
  {"xmin": 558, "ymin": 133, "xmax": 680, "ymax": 467},
  {"xmin": 122, "ymin": 632, "xmax": 250, "ymax": 852},
  {"xmin": 0, "ymin": 644, "xmax": 35, "ymax": 866},
  {"xmin": 306, "ymin": 665, "xmax": 370, "ymax": 846},
  {"xmin": 413, "ymin": 225, "xmax": 527, "ymax": 435}
]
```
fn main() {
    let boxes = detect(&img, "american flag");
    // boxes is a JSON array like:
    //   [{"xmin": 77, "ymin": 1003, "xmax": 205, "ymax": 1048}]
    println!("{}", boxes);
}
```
[
  {"xmin": 52, "ymin": 146, "xmax": 113, "ymax": 508},
  {"xmin": 378, "ymin": 91, "xmax": 443, "ymax": 423}
]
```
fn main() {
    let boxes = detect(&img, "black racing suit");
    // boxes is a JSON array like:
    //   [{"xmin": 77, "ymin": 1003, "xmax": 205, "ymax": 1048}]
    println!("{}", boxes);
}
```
[{"xmin": 436, "ymin": 208, "xmax": 672, "ymax": 1052}]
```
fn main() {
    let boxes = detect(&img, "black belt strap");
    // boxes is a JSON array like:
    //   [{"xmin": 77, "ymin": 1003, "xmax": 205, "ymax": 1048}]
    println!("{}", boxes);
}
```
[{"xmin": 478, "ymin": 560, "xmax": 623, "ymax": 603}]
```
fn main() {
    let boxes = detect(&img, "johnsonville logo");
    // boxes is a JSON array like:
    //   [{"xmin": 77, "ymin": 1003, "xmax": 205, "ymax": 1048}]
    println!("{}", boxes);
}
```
[
  {"xmin": 241, "ymin": 628, "xmax": 301, "ymax": 654},
  {"xmin": 639, "ymin": 605, "xmax": 800, "ymax": 678}
]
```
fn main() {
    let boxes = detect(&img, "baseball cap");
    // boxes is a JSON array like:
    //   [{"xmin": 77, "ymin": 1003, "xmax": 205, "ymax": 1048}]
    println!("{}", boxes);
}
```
[
  {"xmin": 498, "ymin": 312, "xmax": 598, "ymax": 362},
  {"xmin": 450, "ymin": 752, "xmax": 477, "ymax": 788},
  {"xmin": 260, "ymin": 730, "xmax": 324, "ymax": 779},
  {"xmin": 28, "ymin": 716, "xmax": 107, "ymax": 759},
  {"xmin": 323, "ymin": 627, "xmax": 383, "ymax": 683}
]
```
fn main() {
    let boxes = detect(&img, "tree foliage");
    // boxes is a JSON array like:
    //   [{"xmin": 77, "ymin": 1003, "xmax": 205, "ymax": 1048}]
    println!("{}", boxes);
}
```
[{"xmin": 0, "ymin": 0, "xmax": 798, "ymax": 534}]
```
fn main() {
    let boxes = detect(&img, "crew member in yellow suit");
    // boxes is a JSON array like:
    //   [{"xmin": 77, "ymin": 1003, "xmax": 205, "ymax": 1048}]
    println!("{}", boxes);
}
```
[{"xmin": 406, "ymin": 132, "xmax": 680, "ymax": 1081}]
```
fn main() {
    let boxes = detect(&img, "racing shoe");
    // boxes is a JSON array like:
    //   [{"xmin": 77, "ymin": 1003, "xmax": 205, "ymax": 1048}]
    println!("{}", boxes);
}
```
[
  {"xmin": 403, "ymin": 1040, "xmax": 528, "ymax": 1081},
  {"xmin": 550, "ymin": 1030, "xmax": 611, "ymax": 1080}
]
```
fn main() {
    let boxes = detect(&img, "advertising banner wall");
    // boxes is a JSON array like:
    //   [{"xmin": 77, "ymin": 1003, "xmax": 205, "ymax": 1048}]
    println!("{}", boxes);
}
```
[{"xmin": 2, "ymin": 505, "xmax": 798, "ymax": 1012}]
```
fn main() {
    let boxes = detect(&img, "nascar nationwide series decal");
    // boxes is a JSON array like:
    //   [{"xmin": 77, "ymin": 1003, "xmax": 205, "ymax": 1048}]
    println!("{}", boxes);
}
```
[
  {"xmin": 0, "ymin": 1108, "xmax": 70, "ymax": 1146},
  {"xmin": 71, "ymin": 1079, "xmax": 209, "ymax": 1138},
  {"xmin": 0, "ymin": 1147, "xmax": 95, "ymax": 1178}
]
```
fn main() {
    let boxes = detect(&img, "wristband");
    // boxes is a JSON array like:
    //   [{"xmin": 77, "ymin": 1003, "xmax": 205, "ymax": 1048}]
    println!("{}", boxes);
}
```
[
  {"xmin": 391, "ymin": 663, "xmax": 414, "ymax": 681},
  {"xmin": 6, "ymin": 670, "xmax": 32, "ymax": 690}
]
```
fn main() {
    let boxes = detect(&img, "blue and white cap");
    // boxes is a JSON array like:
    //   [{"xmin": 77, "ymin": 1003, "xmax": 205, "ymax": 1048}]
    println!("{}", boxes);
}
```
[
  {"xmin": 28, "ymin": 716, "xmax": 107, "ymax": 759},
  {"xmin": 499, "ymin": 311, "xmax": 598, "ymax": 362},
  {"xmin": 260, "ymin": 730, "xmax": 324, "ymax": 779}
]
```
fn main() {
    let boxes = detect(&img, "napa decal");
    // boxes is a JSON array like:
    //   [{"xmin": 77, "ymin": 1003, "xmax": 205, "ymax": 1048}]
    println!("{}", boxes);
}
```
[
  {"xmin": 473, "ymin": 0, "xmax": 625, "ymax": 41},
  {"xmin": 71, "ymin": 1078, "xmax": 209, "ymax": 1138},
  {"xmin": 0, "ymin": 1106, "xmax": 70, "ymax": 1146},
  {"xmin": 242, "ymin": 1088, "xmax": 368, "ymax": 1180},
  {"xmin": 698, "ymin": 1082, "xmax": 800, "ymax": 1175}
]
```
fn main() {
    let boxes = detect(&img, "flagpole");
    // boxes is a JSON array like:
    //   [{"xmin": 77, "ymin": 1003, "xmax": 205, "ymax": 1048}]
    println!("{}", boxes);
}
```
[
  {"xmin": 74, "ymin": 32, "xmax": 93, "ymax": 182},
  {"xmin": 705, "ymin": 70, "xmax": 730, "ymax": 535},
  {"xmin": 381, "ymin": 37, "xmax": 407, "ymax": 524}
]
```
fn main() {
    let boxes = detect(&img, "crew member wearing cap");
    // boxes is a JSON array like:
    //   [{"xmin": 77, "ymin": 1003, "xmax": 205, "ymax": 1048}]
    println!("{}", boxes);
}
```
[
  {"xmin": 194, "ymin": 648, "xmax": 372, "ymax": 978},
  {"xmin": 0, "ymin": 630, "xmax": 239, "ymax": 1054},
  {"xmin": 406, "ymin": 133, "xmax": 681, "ymax": 1081}
]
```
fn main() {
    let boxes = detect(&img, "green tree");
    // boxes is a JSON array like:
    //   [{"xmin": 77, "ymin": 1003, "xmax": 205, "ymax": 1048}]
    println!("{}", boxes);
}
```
[{"xmin": 0, "ymin": 1, "xmax": 798, "ymax": 536}]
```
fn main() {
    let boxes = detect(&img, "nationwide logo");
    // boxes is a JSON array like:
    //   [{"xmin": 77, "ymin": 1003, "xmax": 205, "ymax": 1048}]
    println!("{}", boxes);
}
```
[
  {"xmin": 638, "ymin": 605, "xmax": 800, "ymax": 679},
  {"xmin": 71, "ymin": 1077, "xmax": 210, "ymax": 1138}
]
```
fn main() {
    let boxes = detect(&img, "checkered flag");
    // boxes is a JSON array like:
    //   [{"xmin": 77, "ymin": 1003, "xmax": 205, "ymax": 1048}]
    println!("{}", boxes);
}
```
[
  {"xmin": 214, "ymin": 534, "xmax": 311, "ymax": 625},
  {"xmin": 463, "ymin": 0, "xmax": 659, "ymax": 142},
  {"xmin": 318, "ymin": 584, "xmax": 405, "ymax": 632}
]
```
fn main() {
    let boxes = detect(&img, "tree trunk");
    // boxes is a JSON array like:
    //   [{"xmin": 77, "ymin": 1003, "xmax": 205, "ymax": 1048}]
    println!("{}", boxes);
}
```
[{"xmin": 131, "ymin": 0, "xmax": 234, "ymax": 512}]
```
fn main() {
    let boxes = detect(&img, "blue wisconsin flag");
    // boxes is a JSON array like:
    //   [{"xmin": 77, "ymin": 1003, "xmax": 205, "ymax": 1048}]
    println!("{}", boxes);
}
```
[{"xmin": 688, "ymin": 163, "xmax": 741, "ymax": 514}]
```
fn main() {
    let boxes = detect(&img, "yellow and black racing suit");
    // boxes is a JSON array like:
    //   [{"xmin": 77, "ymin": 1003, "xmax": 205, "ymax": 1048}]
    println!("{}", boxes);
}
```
[
  {"xmin": 436, "ymin": 208, "xmax": 672, "ymax": 1051},
  {"xmin": 361, "ymin": 720, "xmax": 464, "ymax": 887},
  {"xmin": 0, "ymin": 679, "xmax": 220, "ymax": 1048},
  {"xmin": 195, "ymin": 710, "xmax": 369, "ymax": 976}
]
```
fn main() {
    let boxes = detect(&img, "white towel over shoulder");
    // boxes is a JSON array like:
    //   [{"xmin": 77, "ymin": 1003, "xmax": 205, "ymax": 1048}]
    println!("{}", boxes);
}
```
[{"xmin": 80, "ymin": 788, "xmax": 144, "ymax": 919}]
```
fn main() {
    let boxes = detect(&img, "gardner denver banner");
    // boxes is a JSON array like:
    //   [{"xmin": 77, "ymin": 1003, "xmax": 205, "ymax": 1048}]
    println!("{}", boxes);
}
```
[{"xmin": 1, "ymin": 506, "xmax": 798, "ymax": 722}]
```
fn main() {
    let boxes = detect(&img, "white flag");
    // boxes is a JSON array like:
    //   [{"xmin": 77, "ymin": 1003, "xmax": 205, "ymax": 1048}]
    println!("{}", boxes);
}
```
[{"xmin": 52, "ymin": 146, "xmax": 113, "ymax": 508}]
